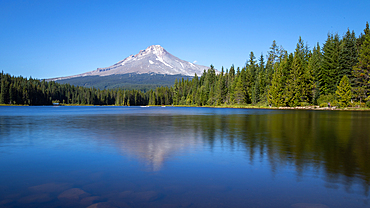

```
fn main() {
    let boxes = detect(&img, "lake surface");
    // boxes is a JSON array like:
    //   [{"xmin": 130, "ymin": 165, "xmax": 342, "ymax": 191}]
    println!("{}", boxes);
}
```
[{"xmin": 0, "ymin": 106, "xmax": 370, "ymax": 208}]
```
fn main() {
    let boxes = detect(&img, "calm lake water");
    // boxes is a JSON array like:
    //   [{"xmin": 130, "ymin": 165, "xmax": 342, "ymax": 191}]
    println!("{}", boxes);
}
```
[{"xmin": 0, "ymin": 106, "xmax": 370, "ymax": 208}]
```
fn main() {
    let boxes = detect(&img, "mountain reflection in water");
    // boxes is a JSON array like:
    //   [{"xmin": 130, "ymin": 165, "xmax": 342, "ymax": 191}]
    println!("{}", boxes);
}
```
[
  {"xmin": 0, "ymin": 106, "xmax": 370, "ymax": 207},
  {"xmin": 64, "ymin": 109, "xmax": 370, "ymax": 191}
]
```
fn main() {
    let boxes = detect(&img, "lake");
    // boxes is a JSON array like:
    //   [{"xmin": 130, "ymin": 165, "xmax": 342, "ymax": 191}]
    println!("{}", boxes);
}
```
[{"xmin": 0, "ymin": 106, "xmax": 369, "ymax": 208}]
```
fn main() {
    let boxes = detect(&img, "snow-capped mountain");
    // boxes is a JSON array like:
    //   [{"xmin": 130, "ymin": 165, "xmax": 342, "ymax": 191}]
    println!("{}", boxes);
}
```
[{"xmin": 50, "ymin": 45, "xmax": 210, "ymax": 81}]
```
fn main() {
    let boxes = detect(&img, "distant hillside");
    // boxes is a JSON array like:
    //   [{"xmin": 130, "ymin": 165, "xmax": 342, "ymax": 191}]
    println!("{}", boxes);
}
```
[{"xmin": 55, "ymin": 73, "xmax": 192, "ymax": 91}]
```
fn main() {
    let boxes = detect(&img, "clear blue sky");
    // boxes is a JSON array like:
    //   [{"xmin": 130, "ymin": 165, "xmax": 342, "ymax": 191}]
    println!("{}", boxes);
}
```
[{"xmin": 0, "ymin": 0, "xmax": 369, "ymax": 79}]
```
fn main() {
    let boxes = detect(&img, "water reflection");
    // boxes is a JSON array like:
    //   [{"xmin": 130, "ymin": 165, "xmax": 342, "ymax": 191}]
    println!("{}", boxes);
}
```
[
  {"xmin": 49, "ymin": 109, "xmax": 370, "ymax": 192},
  {"xmin": 173, "ymin": 111, "xmax": 370, "ymax": 193},
  {"xmin": 1, "ymin": 107, "xmax": 370, "ymax": 207}
]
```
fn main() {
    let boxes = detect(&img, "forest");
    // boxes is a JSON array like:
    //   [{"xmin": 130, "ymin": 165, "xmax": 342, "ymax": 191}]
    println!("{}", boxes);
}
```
[{"xmin": 0, "ymin": 22, "xmax": 369, "ymax": 108}]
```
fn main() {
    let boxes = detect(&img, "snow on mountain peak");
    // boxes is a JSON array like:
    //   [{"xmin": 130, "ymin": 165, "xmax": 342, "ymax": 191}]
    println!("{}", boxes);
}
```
[
  {"xmin": 146, "ymin": 45, "xmax": 163, "ymax": 50},
  {"xmin": 49, "ymin": 45, "xmax": 215, "ymax": 81},
  {"xmin": 143, "ymin": 45, "xmax": 166, "ymax": 57}
]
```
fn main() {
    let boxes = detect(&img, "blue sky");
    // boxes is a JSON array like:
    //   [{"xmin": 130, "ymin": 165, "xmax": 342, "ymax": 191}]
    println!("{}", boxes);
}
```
[{"xmin": 0, "ymin": 0, "xmax": 369, "ymax": 79}]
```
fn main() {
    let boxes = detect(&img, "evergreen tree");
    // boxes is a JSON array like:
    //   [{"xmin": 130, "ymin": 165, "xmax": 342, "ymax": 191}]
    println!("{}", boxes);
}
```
[
  {"xmin": 233, "ymin": 76, "xmax": 245, "ymax": 104},
  {"xmin": 357, "ymin": 22, "xmax": 369, "ymax": 49},
  {"xmin": 227, "ymin": 65, "xmax": 236, "ymax": 104},
  {"xmin": 246, "ymin": 52, "xmax": 257, "ymax": 103},
  {"xmin": 285, "ymin": 52, "xmax": 303, "ymax": 106},
  {"xmin": 320, "ymin": 34, "xmax": 341, "ymax": 95},
  {"xmin": 308, "ymin": 43, "xmax": 322, "ymax": 104},
  {"xmin": 207, "ymin": 85, "xmax": 215, "ymax": 105},
  {"xmin": 216, "ymin": 67, "xmax": 227, "ymax": 104},
  {"xmin": 173, "ymin": 78, "xmax": 179, "ymax": 105},
  {"xmin": 240, "ymin": 67, "xmax": 250, "ymax": 103},
  {"xmin": 267, "ymin": 40, "xmax": 280, "ymax": 66},
  {"xmin": 149, "ymin": 90, "xmax": 155, "ymax": 105},
  {"xmin": 268, "ymin": 58, "xmax": 286, "ymax": 107},
  {"xmin": 284, "ymin": 38, "xmax": 310, "ymax": 106},
  {"xmin": 336, "ymin": 75, "xmax": 352, "ymax": 107},
  {"xmin": 252, "ymin": 81, "xmax": 260, "ymax": 104},
  {"xmin": 352, "ymin": 31, "xmax": 370, "ymax": 102},
  {"xmin": 191, "ymin": 73, "xmax": 199, "ymax": 105},
  {"xmin": 0, "ymin": 73, "xmax": 10, "ymax": 104},
  {"xmin": 339, "ymin": 29, "xmax": 358, "ymax": 82},
  {"xmin": 256, "ymin": 54, "xmax": 266, "ymax": 103}
]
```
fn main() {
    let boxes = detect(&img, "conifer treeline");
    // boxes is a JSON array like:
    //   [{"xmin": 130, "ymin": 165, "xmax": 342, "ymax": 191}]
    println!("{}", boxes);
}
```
[
  {"xmin": 165, "ymin": 22, "xmax": 370, "ymax": 107},
  {"xmin": 0, "ymin": 73, "xmax": 149, "ymax": 106},
  {"xmin": 0, "ymin": 22, "xmax": 369, "ymax": 107}
]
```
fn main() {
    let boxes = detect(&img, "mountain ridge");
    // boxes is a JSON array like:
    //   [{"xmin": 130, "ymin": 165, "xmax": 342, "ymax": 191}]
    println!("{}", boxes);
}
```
[{"xmin": 49, "ymin": 45, "xmax": 211, "ymax": 81}]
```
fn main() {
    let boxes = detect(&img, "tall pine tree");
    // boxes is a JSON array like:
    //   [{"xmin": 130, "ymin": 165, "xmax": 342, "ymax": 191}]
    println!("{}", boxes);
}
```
[
  {"xmin": 320, "ymin": 34, "xmax": 341, "ymax": 95},
  {"xmin": 352, "ymin": 30, "xmax": 370, "ymax": 102},
  {"xmin": 336, "ymin": 75, "xmax": 352, "ymax": 107},
  {"xmin": 339, "ymin": 29, "xmax": 358, "ymax": 83}
]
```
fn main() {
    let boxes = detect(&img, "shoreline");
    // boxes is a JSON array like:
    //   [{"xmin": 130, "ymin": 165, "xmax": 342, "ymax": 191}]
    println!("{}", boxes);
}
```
[
  {"xmin": 1, "ymin": 104, "xmax": 369, "ymax": 111},
  {"xmin": 184, "ymin": 105, "xmax": 370, "ymax": 111},
  {"xmin": 150, "ymin": 104, "xmax": 370, "ymax": 111}
]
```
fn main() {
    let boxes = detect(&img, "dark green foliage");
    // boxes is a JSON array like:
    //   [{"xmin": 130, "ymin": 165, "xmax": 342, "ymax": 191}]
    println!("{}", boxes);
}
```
[
  {"xmin": 339, "ymin": 29, "xmax": 358, "ymax": 82},
  {"xmin": 335, "ymin": 75, "xmax": 352, "ymax": 107},
  {"xmin": 320, "ymin": 34, "xmax": 341, "ymax": 95},
  {"xmin": 308, "ymin": 43, "xmax": 322, "ymax": 104},
  {"xmin": 0, "ymin": 71, "xmax": 150, "ymax": 106},
  {"xmin": 55, "ymin": 73, "xmax": 191, "ymax": 91},
  {"xmin": 317, "ymin": 94, "xmax": 337, "ymax": 107},
  {"xmin": 352, "ymin": 28, "xmax": 370, "ymax": 102},
  {"xmin": 233, "ymin": 76, "xmax": 245, "ymax": 104},
  {"xmin": 268, "ymin": 57, "xmax": 286, "ymax": 106},
  {"xmin": 246, "ymin": 52, "xmax": 257, "ymax": 104},
  {"xmin": 216, "ymin": 67, "xmax": 227, "ymax": 105},
  {"xmin": 357, "ymin": 22, "xmax": 369, "ymax": 49}
]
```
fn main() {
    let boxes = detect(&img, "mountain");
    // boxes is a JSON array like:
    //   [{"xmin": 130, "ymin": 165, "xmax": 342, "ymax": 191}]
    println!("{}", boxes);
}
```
[
  {"xmin": 50, "ymin": 45, "xmax": 210, "ymax": 81},
  {"xmin": 48, "ymin": 45, "xmax": 212, "ymax": 90}
]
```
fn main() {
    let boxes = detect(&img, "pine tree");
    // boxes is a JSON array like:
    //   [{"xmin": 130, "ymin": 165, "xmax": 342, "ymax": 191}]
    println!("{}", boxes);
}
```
[
  {"xmin": 357, "ymin": 22, "xmax": 369, "ymax": 49},
  {"xmin": 0, "ymin": 74, "xmax": 10, "ymax": 104},
  {"xmin": 308, "ymin": 43, "xmax": 322, "ymax": 104},
  {"xmin": 285, "ymin": 53, "xmax": 303, "ymax": 106},
  {"xmin": 268, "ymin": 58, "xmax": 286, "ymax": 107},
  {"xmin": 251, "ymin": 81, "xmax": 260, "ymax": 104},
  {"xmin": 240, "ymin": 67, "xmax": 250, "ymax": 103},
  {"xmin": 148, "ymin": 90, "xmax": 155, "ymax": 105},
  {"xmin": 267, "ymin": 40, "xmax": 280, "ymax": 66},
  {"xmin": 228, "ymin": 65, "xmax": 237, "ymax": 104},
  {"xmin": 246, "ymin": 52, "xmax": 257, "ymax": 103},
  {"xmin": 207, "ymin": 85, "xmax": 215, "ymax": 105},
  {"xmin": 191, "ymin": 73, "xmax": 199, "ymax": 105},
  {"xmin": 339, "ymin": 29, "xmax": 358, "ymax": 83},
  {"xmin": 173, "ymin": 78, "xmax": 179, "ymax": 105},
  {"xmin": 216, "ymin": 67, "xmax": 227, "ymax": 105},
  {"xmin": 256, "ymin": 54, "xmax": 266, "ymax": 103},
  {"xmin": 233, "ymin": 76, "xmax": 245, "ymax": 104},
  {"xmin": 301, "ymin": 57, "xmax": 314, "ymax": 103},
  {"xmin": 320, "ymin": 34, "xmax": 341, "ymax": 95},
  {"xmin": 352, "ymin": 31, "xmax": 370, "ymax": 102},
  {"xmin": 284, "ymin": 38, "xmax": 309, "ymax": 106},
  {"xmin": 336, "ymin": 75, "xmax": 352, "ymax": 107}
]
